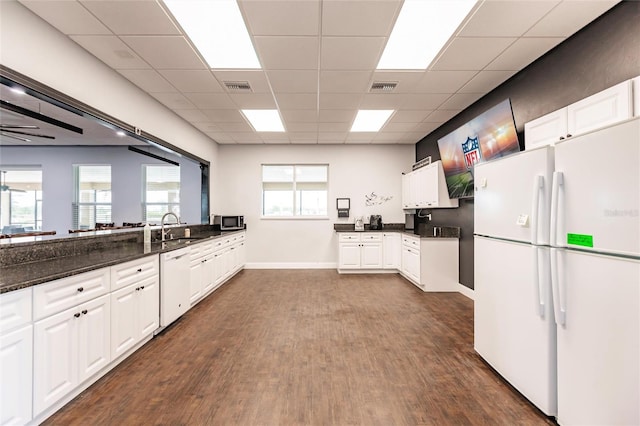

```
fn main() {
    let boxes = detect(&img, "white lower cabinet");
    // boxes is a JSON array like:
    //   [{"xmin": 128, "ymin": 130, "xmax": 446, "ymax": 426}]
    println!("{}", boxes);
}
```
[
  {"xmin": 400, "ymin": 235, "xmax": 459, "ymax": 292},
  {"xmin": 34, "ymin": 293, "xmax": 110, "ymax": 416},
  {"xmin": 338, "ymin": 233, "xmax": 383, "ymax": 270},
  {"xmin": 383, "ymin": 233, "xmax": 401, "ymax": 269},
  {"xmin": 0, "ymin": 323, "xmax": 33, "ymax": 426}
]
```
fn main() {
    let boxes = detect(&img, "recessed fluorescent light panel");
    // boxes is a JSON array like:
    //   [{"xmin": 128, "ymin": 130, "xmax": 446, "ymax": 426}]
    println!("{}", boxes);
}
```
[
  {"xmin": 242, "ymin": 110, "xmax": 285, "ymax": 132},
  {"xmin": 164, "ymin": 0, "xmax": 260, "ymax": 69},
  {"xmin": 350, "ymin": 110, "xmax": 394, "ymax": 132},
  {"xmin": 377, "ymin": 0, "xmax": 476, "ymax": 70}
]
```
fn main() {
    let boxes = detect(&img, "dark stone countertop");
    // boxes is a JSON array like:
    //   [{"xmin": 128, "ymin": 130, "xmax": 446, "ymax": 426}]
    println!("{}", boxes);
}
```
[
  {"xmin": 333, "ymin": 223, "xmax": 460, "ymax": 239},
  {"xmin": 0, "ymin": 227, "xmax": 244, "ymax": 294}
]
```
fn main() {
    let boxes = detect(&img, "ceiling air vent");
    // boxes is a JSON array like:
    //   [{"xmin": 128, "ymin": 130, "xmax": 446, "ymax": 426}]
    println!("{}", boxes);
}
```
[
  {"xmin": 223, "ymin": 81, "xmax": 252, "ymax": 92},
  {"xmin": 370, "ymin": 81, "xmax": 398, "ymax": 92}
]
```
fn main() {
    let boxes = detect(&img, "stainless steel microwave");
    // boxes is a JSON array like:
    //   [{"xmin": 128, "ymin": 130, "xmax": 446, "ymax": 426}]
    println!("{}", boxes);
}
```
[{"xmin": 212, "ymin": 215, "xmax": 244, "ymax": 230}]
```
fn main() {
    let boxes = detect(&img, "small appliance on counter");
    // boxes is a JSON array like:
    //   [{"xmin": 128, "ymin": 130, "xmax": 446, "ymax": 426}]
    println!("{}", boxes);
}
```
[
  {"xmin": 211, "ymin": 215, "xmax": 244, "ymax": 230},
  {"xmin": 369, "ymin": 215, "xmax": 382, "ymax": 230},
  {"xmin": 354, "ymin": 216, "xmax": 365, "ymax": 231}
]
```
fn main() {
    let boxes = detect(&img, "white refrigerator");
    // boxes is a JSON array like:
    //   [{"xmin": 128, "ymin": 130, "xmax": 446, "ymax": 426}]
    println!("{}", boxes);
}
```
[{"xmin": 474, "ymin": 117, "xmax": 640, "ymax": 424}]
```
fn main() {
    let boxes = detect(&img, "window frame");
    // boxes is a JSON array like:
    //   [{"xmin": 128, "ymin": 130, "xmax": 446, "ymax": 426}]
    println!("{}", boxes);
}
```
[
  {"xmin": 142, "ymin": 164, "xmax": 181, "ymax": 224},
  {"xmin": 261, "ymin": 163, "xmax": 329, "ymax": 220},
  {"xmin": 72, "ymin": 164, "xmax": 112, "ymax": 229}
]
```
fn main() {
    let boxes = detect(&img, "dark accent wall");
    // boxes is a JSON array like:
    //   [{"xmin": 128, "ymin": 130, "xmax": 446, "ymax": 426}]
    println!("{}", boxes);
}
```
[{"xmin": 415, "ymin": 1, "xmax": 640, "ymax": 290}]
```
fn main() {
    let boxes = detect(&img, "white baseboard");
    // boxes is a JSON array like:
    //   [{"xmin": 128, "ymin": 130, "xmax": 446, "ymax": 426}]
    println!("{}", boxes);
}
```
[
  {"xmin": 457, "ymin": 283, "xmax": 474, "ymax": 300},
  {"xmin": 245, "ymin": 262, "xmax": 337, "ymax": 269}
]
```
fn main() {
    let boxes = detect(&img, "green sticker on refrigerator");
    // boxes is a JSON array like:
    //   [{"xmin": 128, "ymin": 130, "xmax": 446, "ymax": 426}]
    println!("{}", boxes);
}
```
[{"xmin": 567, "ymin": 233, "xmax": 594, "ymax": 247}]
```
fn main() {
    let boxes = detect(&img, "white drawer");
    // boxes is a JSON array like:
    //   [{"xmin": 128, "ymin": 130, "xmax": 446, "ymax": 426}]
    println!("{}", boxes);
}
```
[
  {"xmin": 339, "ymin": 233, "xmax": 361, "ymax": 241},
  {"xmin": 360, "ymin": 233, "xmax": 382, "ymax": 242},
  {"xmin": 34, "ymin": 268, "xmax": 110, "ymax": 321},
  {"xmin": 0, "ymin": 287, "xmax": 32, "ymax": 334},
  {"xmin": 110, "ymin": 255, "xmax": 159, "ymax": 292},
  {"xmin": 402, "ymin": 235, "xmax": 420, "ymax": 249}
]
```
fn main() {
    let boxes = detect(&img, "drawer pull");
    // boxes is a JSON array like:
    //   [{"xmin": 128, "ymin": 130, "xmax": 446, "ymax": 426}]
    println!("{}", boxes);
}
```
[
  {"xmin": 140, "ymin": 286, "xmax": 145, "ymax": 290},
  {"xmin": 77, "ymin": 287, "xmax": 84, "ymax": 292},
  {"xmin": 137, "ymin": 268, "xmax": 142, "ymax": 272},
  {"xmin": 74, "ymin": 313, "xmax": 81, "ymax": 318},
  {"xmin": 82, "ymin": 309, "xmax": 88, "ymax": 315}
]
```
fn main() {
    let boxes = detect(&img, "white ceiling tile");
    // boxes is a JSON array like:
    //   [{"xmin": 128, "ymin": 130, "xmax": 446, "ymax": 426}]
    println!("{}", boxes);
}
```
[
  {"xmin": 184, "ymin": 93, "xmax": 236, "ymax": 109},
  {"xmin": 219, "ymin": 122, "xmax": 255, "ymax": 132},
  {"xmin": 321, "ymin": 0, "xmax": 401, "ymax": 36},
  {"xmin": 268, "ymin": 70, "xmax": 318, "ymax": 93},
  {"xmin": 254, "ymin": 36, "xmax": 319, "ymax": 70},
  {"xmin": 458, "ymin": 70, "xmax": 517, "ymax": 94},
  {"xmin": 382, "ymin": 122, "xmax": 418, "ymax": 132},
  {"xmin": 400, "ymin": 94, "xmax": 451, "ymax": 110},
  {"xmin": 389, "ymin": 110, "xmax": 432, "ymax": 123},
  {"xmin": 319, "ymin": 94, "xmax": 362, "ymax": 109},
  {"xmin": 229, "ymin": 93, "xmax": 277, "ymax": 109},
  {"xmin": 193, "ymin": 123, "xmax": 222, "ymax": 133},
  {"xmin": 240, "ymin": 0, "xmax": 320, "ymax": 36},
  {"xmin": 118, "ymin": 69, "xmax": 176, "ymax": 93},
  {"xmin": 424, "ymin": 109, "xmax": 462, "ymax": 123},
  {"xmin": 318, "ymin": 109, "xmax": 356, "ymax": 122},
  {"xmin": 318, "ymin": 122, "xmax": 351, "ymax": 132},
  {"xmin": 158, "ymin": 70, "xmax": 223, "ymax": 93},
  {"xmin": 230, "ymin": 132, "xmax": 265, "ymax": 142},
  {"xmin": 320, "ymin": 140, "xmax": 346, "ymax": 145},
  {"xmin": 172, "ymin": 109, "xmax": 211, "ymax": 123},
  {"xmin": 261, "ymin": 132, "xmax": 291, "ymax": 141},
  {"xmin": 438, "ymin": 93, "xmax": 483, "ymax": 110},
  {"xmin": 203, "ymin": 131, "xmax": 235, "ymax": 142},
  {"xmin": 280, "ymin": 110, "xmax": 318, "ymax": 123},
  {"xmin": 345, "ymin": 132, "xmax": 376, "ymax": 143},
  {"xmin": 431, "ymin": 37, "xmax": 516, "ymax": 71},
  {"xmin": 525, "ymin": 1, "xmax": 619, "ymax": 37},
  {"xmin": 212, "ymin": 70, "xmax": 271, "ymax": 93},
  {"xmin": 320, "ymin": 71, "xmax": 372, "ymax": 93},
  {"xmin": 70, "ymin": 35, "xmax": 150, "ymax": 69},
  {"xmin": 275, "ymin": 94, "xmax": 318, "ymax": 110},
  {"xmin": 458, "ymin": 1, "xmax": 559, "ymax": 37},
  {"xmin": 321, "ymin": 37, "xmax": 386, "ymax": 70},
  {"xmin": 370, "ymin": 71, "xmax": 425, "ymax": 93},
  {"xmin": 373, "ymin": 132, "xmax": 406, "ymax": 142},
  {"xmin": 414, "ymin": 70, "xmax": 477, "ymax": 93},
  {"xmin": 20, "ymin": 1, "xmax": 111, "ymax": 35},
  {"xmin": 201, "ymin": 110, "xmax": 245, "ymax": 122},
  {"xmin": 285, "ymin": 123, "xmax": 318, "ymax": 132},
  {"xmin": 80, "ymin": 0, "xmax": 180, "ymax": 35},
  {"xmin": 412, "ymin": 122, "xmax": 440, "ymax": 134},
  {"xmin": 150, "ymin": 92, "xmax": 196, "ymax": 109},
  {"xmin": 292, "ymin": 139, "xmax": 319, "ymax": 144},
  {"xmin": 359, "ymin": 94, "xmax": 405, "ymax": 109},
  {"xmin": 288, "ymin": 132, "xmax": 318, "ymax": 140},
  {"xmin": 317, "ymin": 132, "xmax": 347, "ymax": 141},
  {"xmin": 485, "ymin": 37, "xmax": 564, "ymax": 71},
  {"xmin": 263, "ymin": 139, "xmax": 292, "ymax": 144},
  {"xmin": 121, "ymin": 36, "xmax": 206, "ymax": 69}
]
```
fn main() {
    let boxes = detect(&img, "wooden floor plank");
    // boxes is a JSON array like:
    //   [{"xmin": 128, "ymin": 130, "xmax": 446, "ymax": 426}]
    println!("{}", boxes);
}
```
[{"xmin": 43, "ymin": 269, "xmax": 554, "ymax": 425}]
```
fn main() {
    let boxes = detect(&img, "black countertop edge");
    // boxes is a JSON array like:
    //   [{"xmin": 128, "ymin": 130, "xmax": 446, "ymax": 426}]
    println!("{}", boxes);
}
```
[
  {"xmin": 333, "ymin": 223, "xmax": 460, "ymax": 239},
  {"xmin": 0, "ymin": 229, "xmax": 246, "ymax": 294}
]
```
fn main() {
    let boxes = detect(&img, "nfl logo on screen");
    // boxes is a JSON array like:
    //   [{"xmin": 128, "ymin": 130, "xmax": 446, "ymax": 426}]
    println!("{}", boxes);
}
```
[{"xmin": 462, "ymin": 136, "xmax": 482, "ymax": 170}]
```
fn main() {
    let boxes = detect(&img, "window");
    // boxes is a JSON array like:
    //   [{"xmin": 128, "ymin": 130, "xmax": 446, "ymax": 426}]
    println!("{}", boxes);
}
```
[
  {"xmin": 262, "ymin": 164, "xmax": 328, "ymax": 217},
  {"xmin": 143, "ymin": 165, "xmax": 180, "ymax": 223},
  {"xmin": 73, "ymin": 165, "xmax": 111, "ymax": 229},
  {"xmin": 0, "ymin": 169, "xmax": 43, "ymax": 234}
]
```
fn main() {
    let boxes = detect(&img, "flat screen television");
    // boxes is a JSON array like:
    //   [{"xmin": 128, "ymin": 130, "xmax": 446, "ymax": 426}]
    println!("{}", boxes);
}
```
[{"xmin": 437, "ymin": 99, "xmax": 520, "ymax": 199}]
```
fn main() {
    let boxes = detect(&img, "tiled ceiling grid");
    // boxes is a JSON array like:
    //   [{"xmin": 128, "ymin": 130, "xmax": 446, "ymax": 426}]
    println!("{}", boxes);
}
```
[{"xmin": 18, "ymin": 0, "xmax": 619, "ymax": 145}]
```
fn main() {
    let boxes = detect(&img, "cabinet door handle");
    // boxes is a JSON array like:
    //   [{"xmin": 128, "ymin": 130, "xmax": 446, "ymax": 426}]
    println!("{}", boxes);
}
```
[
  {"xmin": 140, "ymin": 285, "xmax": 145, "ymax": 290},
  {"xmin": 137, "ymin": 268, "xmax": 142, "ymax": 272},
  {"xmin": 74, "ymin": 313, "xmax": 81, "ymax": 318},
  {"xmin": 136, "ymin": 287, "xmax": 140, "ymax": 291},
  {"xmin": 77, "ymin": 287, "xmax": 84, "ymax": 292},
  {"xmin": 82, "ymin": 309, "xmax": 88, "ymax": 315}
]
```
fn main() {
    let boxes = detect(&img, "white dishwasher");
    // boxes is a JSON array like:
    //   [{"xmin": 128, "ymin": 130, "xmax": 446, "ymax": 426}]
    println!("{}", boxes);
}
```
[{"xmin": 160, "ymin": 247, "xmax": 190, "ymax": 328}]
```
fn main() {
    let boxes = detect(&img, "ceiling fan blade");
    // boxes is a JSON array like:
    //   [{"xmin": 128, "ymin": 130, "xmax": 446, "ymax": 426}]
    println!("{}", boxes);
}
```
[
  {"xmin": 1, "ymin": 129, "xmax": 55, "ymax": 139},
  {"xmin": 0, "ymin": 132, "xmax": 31, "ymax": 142},
  {"xmin": 0, "ymin": 124, "xmax": 39, "ymax": 129}
]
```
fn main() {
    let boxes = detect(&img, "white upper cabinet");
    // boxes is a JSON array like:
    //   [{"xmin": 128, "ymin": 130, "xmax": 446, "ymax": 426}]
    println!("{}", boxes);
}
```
[
  {"xmin": 525, "ymin": 78, "xmax": 635, "ymax": 150},
  {"xmin": 632, "ymin": 76, "xmax": 640, "ymax": 117},
  {"xmin": 402, "ymin": 161, "xmax": 458, "ymax": 209}
]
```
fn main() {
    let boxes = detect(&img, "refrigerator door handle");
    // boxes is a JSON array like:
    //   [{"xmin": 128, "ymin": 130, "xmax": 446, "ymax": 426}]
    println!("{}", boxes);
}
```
[
  {"xmin": 550, "ymin": 248, "xmax": 566, "ymax": 325},
  {"xmin": 550, "ymin": 171, "xmax": 564, "ymax": 247},
  {"xmin": 530, "ymin": 175, "xmax": 544, "ymax": 245},
  {"xmin": 532, "ymin": 246, "xmax": 545, "ymax": 317}
]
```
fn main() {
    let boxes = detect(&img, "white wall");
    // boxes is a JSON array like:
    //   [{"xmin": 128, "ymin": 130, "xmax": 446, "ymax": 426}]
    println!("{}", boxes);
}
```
[
  {"xmin": 0, "ymin": 1, "xmax": 219, "ymax": 211},
  {"xmin": 216, "ymin": 144, "xmax": 413, "ymax": 268}
]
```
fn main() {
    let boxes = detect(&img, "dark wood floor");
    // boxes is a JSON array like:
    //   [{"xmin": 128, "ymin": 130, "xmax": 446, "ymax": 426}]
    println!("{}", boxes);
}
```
[{"xmin": 44, "ymin": 270, "xmax": 554, "ymax": 425}]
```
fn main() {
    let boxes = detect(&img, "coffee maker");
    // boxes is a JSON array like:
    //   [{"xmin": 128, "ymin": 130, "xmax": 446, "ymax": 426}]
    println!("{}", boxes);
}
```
[{"xmin": 369, "ymin": 215, "xmax": 382, "ymax": 230}]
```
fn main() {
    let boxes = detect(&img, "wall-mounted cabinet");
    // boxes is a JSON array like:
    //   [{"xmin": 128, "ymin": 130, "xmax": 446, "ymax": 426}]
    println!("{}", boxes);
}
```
[
  {"xmin": 402, "ymin": 161, "xmax": 458, "ymax": 210},
  {"xmin": 525, "ymin": 79, "xmax": 634, "ymax": 150}
]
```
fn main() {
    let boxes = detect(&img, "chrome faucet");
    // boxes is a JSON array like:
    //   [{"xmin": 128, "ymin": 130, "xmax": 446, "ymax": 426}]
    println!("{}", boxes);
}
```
[{"xmin": 161, "ymin": 212, "xmax": 179, "ymax": 241}]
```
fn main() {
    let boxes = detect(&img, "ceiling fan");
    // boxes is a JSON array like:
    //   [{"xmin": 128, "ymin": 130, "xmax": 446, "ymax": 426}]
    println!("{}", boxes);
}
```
[
  {"xmin": 0, "ymin": 124, "xmax": 55, "ymax": 143},
  {"xmin": 0, "ymin": 170, "xmax": 26, "ymax": 193}
]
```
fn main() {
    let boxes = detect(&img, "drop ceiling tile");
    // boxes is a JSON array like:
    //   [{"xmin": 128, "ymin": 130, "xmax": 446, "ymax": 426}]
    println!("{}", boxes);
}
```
[
  {"xmin": 382, "ymin": 122, "xmax": 418, "ymax": 132},
  {"xmin": 319, "ymin": 94, "xmax": 362, "ymax": 109},
  {"xmin": 320, "ymin": 140, "xmax": 346, "ymax": 145},
  {"xmin": 80, "ymin": 0, "xmax": 180, "ymax": 35},
  {"xmin": 525, "ymin": 1, "xmax": 619, "ymax": 37},
  {"xmin": 261, "ymin": 132, "xmax": 291, "ymax": 141},
  {"xmin": 321, "ymin": 0, "xmax": 401, "ymax": 36},
  {"xmin": 117, "ymin": 69, "xmax": 175, "ymax": 93},
  {"xmin": 485, "ymin": 37, "xmax": 565, "ymax": 71},
  {"xmin": 268, "ymin": 70, "xmax": 318, "ymax": 93},
  {"xmin": 184, "ymin": 93, "xmax": 236, "ymax": 109},
  {"xmin": 292, "ymin": 139, "xmax": 319, "ymax": 144},
  {"xmin": 70, "ymin": 35, "xmax": 150, "ymax": 69},
  {"xmin": 213, "ymin": 70, "xmax": 271, "ymax": 93},
  {"xmin": 320, "ymin": 71, "xmax": 372, "ymax": 93},
  {"xmin": 172, "ymin": 109, "xmax": 211, "ymax": 123},
  {"xmin": 229, "ymin": 93, "xmax": 277, "ymax": 109},
  {"xmin": 20, "ymin": 1, "xmax": 111, "ymax": 35},
  {"xmin": 458, "ymin": 1, "xmax": 558, "ymax": 37},
  {"xmin": 345, "ymin": 133, "xmax": 376, "ymax": 143},
  {"xmin": 370, "ymin": 71, "xmax": 425, "ymax": 93},
  {"xmin": 218, "ymin": 122, "xmax": 255, "ymax": 132},
  {"xmin": 424, "ymin": 109, "xmax": 461, "ymax": 123},
  {"xmin": 318, "ymin": 122, "xmax": 351, "ymax": 132},
  {"xmin": 240, "ymin": 0, "xmax": 320, "ymax": 36},
  {"xmin": 150, "ymin": 92, "xmax": 196, "ymax": 109},
  {"xmin": 400, "ymin": 93, "xmax": 451, "ymax": 110},
  {"xmin": 263, "ymin": 139, "xmax": 292, "ymax": 144},
  {"xmin": 288, "ymin": 132, "xmax": 318, "ymax": 140},
  {"xmin": 458, "ymin": 70, "xmax": 517, "ymax": 94},
  {"xmin": 373, "ymin": 133, "xmax": 406, "ymax": 143},
  {"xmin": 321, "ymin": 37, "xmax": 386, "ymax": 70},
  {"xmin": 121, "ymin": 36, "xmax": 206, "ymax": 69},
  {"xmin": 317, "ymin": 132, "xmax": 347, "ymax": 141},
  {"xmin": 359, "ymin": 94, "xmax": 406, "ymax": 109},
  {"xmin": 438, "ymin": 93, "xmax": 484, "ymax": 110},
  {"xmin": 431, "ymin": 37, "xmax": 516, "ymax": 71},
  {"xmin": 275, "ymin": 94, "xmax": 318, "ymax": 110},
  {"xmin": 254, "ymin": 36, "xmax": 319, "ymax": 70},
  {"xmin": 231, "ymin": 132, "xmax": 265, "ymax": 142},
  {"xmin": 390, "ymin": 110, "xmax": 432, "ymax": 123},
  {"xmin": 402, "ymin": 132, "xmax": 428, "ymax": 143},
  {"xmin": 194, "ymin": 123, "xmax": 222, "ymax": 133},
  {"xmin": 415, "ymin": 70, "xmax": 477, "ymax": 93},
  {"xmin": 285, "ymin": 123, "xmax": 318, "ymax": 132},
  {"xmin": 158, "ymin": 70, "xmax": 223, "ymax": 93},
  {"xmin": 201, "ymin": 110, "xmax": 245, "ymax": 122},
  {"xmin": 318, "ymin": 109, "xmax": 355, "ymax": 122},
  {"xmin": 280, "ymin": 110, "xmax": 318, "ymax": 123},
  {"xmin": 412, "ymin": 122, "xmax": 440, "ymax": 134},
  {"xmin": 203, "ymin": 131, "xmax": 234, "ymax": 142}
]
